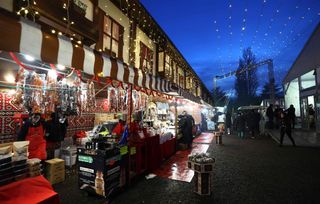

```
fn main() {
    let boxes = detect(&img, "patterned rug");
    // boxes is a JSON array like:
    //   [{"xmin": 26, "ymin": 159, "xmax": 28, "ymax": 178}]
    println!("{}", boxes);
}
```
[{"xmin": 153, "ymin": 142, "xmax": 210, "ymax": 182}]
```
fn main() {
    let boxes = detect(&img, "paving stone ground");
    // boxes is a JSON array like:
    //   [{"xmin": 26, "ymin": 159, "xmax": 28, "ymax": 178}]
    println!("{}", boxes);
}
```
[{"xmin": 54, "ymin": 133, "xmax": 320, "ymax": 204}]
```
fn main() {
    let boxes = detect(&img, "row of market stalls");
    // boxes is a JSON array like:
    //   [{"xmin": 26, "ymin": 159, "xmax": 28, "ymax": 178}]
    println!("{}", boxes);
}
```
[{"xmin": 0, "ymin": 16, "xmax": 213, "ymax": 199}]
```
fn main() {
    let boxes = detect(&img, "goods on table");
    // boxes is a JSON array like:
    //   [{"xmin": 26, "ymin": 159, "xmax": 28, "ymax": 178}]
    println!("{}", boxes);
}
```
[
  {"xmin": 0, "ymin": 143, "xmax": 32, "ymax": 186},
  {"xmin": 45, "ymin": 158, "xmax": 65, "ymax": 185},
  {"xmin": 77, "ymin": 147, "xmax": 121, "ymax": 197},
  {"xmin": 27, "ymin": 158, "xmax": 41, "ymax": 177},
  {"xmin": 0, "ymin": 144, "xmax": 12, "ymax": 160},
  {"xmin": 12, "ymin": 141, "xmax": 29, "ymax": 161}
]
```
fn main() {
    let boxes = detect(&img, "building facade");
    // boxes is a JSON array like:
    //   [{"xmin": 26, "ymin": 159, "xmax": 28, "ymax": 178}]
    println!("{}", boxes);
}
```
[
  {"xmin": 283, "ymin": 23, "xmax": 320, "ymax": 131},
  {"xmin": 0, "ymin": 0, "xmax": 211, "ymax": 103}
]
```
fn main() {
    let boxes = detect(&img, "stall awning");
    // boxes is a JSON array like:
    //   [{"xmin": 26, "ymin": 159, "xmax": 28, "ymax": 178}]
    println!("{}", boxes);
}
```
[{"xmin": 0, "ymin": 16, "xmax": 173, "ymax": 93}]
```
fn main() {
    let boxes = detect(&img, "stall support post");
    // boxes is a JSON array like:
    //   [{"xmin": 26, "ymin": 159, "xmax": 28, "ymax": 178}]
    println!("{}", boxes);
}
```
[
  {"xmin": 128, "ymin": 84, "xmax": 133, "ymax": 129},
  {"xmin": 175, "ymin": 98, "xmax": 178, "ymax": 138}
]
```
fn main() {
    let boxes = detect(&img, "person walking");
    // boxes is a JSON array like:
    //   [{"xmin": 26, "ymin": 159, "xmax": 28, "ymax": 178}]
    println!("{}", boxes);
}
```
[
  {"xmin": 279, "ymin": 110, "xmax": 296, "ymax": 147},
  {"xmin": 266, "ymin": 104, "xmax": 274, "ymax": 129},
  {"xmin": 287, "ymin": 104, "xmax": 296, "ymax": 129}
]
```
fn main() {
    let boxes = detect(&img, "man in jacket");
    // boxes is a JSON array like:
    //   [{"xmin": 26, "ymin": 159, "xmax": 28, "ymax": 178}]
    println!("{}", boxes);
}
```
[{"xmin": 279, "ymin": 110, "xmax": 296, "ymax": 147}]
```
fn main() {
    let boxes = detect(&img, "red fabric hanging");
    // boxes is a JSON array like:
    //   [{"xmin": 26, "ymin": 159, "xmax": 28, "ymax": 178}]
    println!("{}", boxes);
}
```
[{"xmin": 9, "ymin": 52, "xmax": 32, "ymax": 71}]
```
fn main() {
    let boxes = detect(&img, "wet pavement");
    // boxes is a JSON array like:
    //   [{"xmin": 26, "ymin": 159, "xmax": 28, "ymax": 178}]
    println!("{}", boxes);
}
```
[
  {"xmin": 54, "ymin": 133, "xmax": 320, "ymax": 204},
  {"xmin": 267, "ymin": 128, "xmax": 320, "ymax": 147}
]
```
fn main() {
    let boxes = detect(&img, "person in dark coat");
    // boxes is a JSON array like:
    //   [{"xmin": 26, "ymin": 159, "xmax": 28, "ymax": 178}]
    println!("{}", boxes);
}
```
[
  {"xmin": 46, "ymin": 112, "xmax": 68, "ymax": 159},
  {"xmin": 287, "ymin": 104, "xmax": 296, "ymax": 129},
  {"xmin": 308, "ymin": 104, "xmax": 315, "ymax": 129},
  {"xmin": 225, "ymin": 111, "xmax": 232, "ymax": 135},
  {"xmin": 181, "ymin": 111, "xmax": 195, "ymax": 149},
  {"xmin": 279, "ymin": 110, "xmax": 296, "ymax": 146},
  {"xmin": 200, "ymin": 113, "xmax": 208, "ymax": 132},
  {"xmin": 274, "ymin": 105, "xmax": 282, "ymax": 129},
  {"xmin": 234, "ymin": 112, "xmax": 246, "ymax": 139},
  {"xmin": 247, "ymin": 110, "xmax": 261, "ymax": 139},
  {"xmin": 266, "ymin": 104, "xmax": 274, "ymax": 129}
]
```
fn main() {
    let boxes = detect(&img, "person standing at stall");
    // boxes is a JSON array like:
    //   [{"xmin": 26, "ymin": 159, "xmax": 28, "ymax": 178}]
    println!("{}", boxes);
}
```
[
  {"xmin": 182, "ymin": 111, "xmax": 195, "ymax": 149},
  {"xmin": 18, "ymin": 113, "xmax": 47, "ymax": 160},
  {"xmin": 46, "ymin": 112, "xmax": 68, "ymax": 159}
]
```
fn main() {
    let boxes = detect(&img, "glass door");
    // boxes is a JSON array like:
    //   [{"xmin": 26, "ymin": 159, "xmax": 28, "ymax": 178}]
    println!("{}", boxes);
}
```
[{"xmin": 300, "ymin": 97, "xmax": 308, "ymax": 129}]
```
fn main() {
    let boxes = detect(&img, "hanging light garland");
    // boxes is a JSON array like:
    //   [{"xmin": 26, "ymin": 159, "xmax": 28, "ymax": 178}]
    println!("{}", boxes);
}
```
[{"xmin": 16, "ymin": 0, "xmax": 40, "ymax": 22}]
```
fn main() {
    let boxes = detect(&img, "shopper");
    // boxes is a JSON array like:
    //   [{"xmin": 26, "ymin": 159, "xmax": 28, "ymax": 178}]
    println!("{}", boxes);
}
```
[
  {"xmin": 235, "ymin": 112, "xmax": 246, "ymax": 139},
  {"xmin": 18, "ymin": 113, "xmax": 47, "ymax": 160},
  {"xmin": 200, "ymin": 113, "xmax": 208, "ymax": 132},
  {"xmin": 308, "ymin": 104, "xmax": 315, "ymax": 129},
  {"xmin": 46, "ymin": 112, "xmax": 68, "ymax": 159},
  {"xmin": 287, "ymin": 104, "xmax": 296, "ymax": 129},
  {"xmin": 247, "ymin": 110, "xmax": 261, "ymax": 139},
  {"xmin": 225, "ymin": 111, "xmax": 232, "ymax": 135},
  {"xmin": 182, "ymin": 111, "xmax": 195, "ymax": 149},
  {"xmin": 266, "ymin": 104, "xmax": 274, "ymax": 129},
  {"xmin": 274, "ymin": 105, "xmax": 282, "ymax": 129},
  {"xmin": 279, "ymin": 110, "xmax": 296, "ymax": 147}
]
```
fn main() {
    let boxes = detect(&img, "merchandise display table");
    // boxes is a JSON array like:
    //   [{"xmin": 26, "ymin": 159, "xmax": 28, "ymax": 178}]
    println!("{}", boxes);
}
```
[
  {"xmin": 0, "ymin": 175, "xmax": 60, "ymax": 204},
  {"xmin": 146, "ymin": 135, "xmax": 161, "ymax": 171},
  {"xmin": 160, "ymin": 137, "xmax": 176, "ymax": 159}
]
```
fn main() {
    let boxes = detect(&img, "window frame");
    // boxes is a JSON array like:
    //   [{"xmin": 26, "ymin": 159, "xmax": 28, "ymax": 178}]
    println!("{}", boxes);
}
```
[
  {"xmin": 103, "ymin": 15, "xmax": 124, "ymax": 59},
  {"xmin": 139, "ymin": 42, "xmax": 154, "ymax": 74}
]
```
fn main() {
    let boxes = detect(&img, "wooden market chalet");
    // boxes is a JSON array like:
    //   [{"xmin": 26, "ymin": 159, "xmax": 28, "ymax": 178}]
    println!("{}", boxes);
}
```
[{"xmin": 0, "ymin": 0, "xmax": 212, "ymax": 102}]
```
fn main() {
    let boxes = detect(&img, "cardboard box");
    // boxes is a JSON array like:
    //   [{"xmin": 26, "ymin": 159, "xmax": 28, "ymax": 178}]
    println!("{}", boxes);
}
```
[
  {"xmin": 45, "ymin": 158, "xmax": 65, "ymax": 174},
  {"xmin": 46, "ymin": 170, "xmax": 65, "ymax": 185}
]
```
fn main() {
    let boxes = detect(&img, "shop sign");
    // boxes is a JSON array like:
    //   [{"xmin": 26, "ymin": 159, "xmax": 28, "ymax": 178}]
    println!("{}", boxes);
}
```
[{"xmin": 78, "ymin": 155, "xmax": 93, "ymax": 163}]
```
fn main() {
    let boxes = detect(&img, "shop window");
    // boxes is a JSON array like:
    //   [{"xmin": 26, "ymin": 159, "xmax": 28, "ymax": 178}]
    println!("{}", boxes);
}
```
[
  {"xmin": 178, "ymin": 67, "xmax": 184, "ymax": 88},
  {"xmin": 103, "ymin": 16, "xmax": 123, "ymax": 59},
  {"xmin": 140, "ymin": 42, "xmax": 153, "ymax": 74},
  {"xmin": 301, "ymin": 70, "xmax": 316, "ymax": 90},
  {"xmin": 172, "ymin": 62, "xmax": 177, "ymax": 83},
  {"xmin": 165, "ymin": 54, "xmax": 172, "ymax": 79}
]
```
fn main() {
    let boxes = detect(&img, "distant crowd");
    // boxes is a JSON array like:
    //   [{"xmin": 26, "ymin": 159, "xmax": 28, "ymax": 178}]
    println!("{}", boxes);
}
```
[{"xmin": 225, "ymin": 103, "xmax": 314, "ymax": 147}]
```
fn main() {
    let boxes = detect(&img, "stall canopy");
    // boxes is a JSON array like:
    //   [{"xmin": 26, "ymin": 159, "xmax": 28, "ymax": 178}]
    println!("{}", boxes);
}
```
[{"xmin": 0, "ymin": 16, "xmax": 174, "ymax": 93}]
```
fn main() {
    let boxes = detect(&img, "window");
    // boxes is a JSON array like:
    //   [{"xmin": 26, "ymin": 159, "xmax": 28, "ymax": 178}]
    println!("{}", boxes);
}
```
[
  {"xmin": 165, "ymin": 54, "xmax": 172, "ymax": 79},
  {"xmin": 301, "ymin": 70, "xmax": 316, "ymax": 90},
  {"xmin": 140, "ymin": 42, "xmax": 153, "ymax": 74},
  {"xmin": 178, "ymin": 67, "xmax": 184, "ymax": 88},
  {"xmin": 103, "ymin": 16, "xmax": 123, "ymax": 58}
]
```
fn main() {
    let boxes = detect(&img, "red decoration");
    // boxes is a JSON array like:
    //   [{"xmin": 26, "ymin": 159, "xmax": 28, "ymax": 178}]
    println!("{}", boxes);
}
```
[{"xmin": 9, "ymin": 52, "xmax": 32, "ymax": 71}]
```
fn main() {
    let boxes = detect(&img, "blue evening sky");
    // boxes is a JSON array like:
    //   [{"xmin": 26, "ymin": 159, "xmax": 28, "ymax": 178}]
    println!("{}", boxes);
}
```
[{"xmin": 141, "ymin": 0, "xmax": 320, "ymax": 93}]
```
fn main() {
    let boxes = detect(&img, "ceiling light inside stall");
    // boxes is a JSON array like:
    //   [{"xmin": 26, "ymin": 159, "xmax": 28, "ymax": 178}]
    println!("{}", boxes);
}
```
[
  {"xmin": 56, "ymin": 64, "xmax": 66, "ymax": 70},
  {"xmin": 24, "ymin": 54, "xmax": 35, "ymax": 61},
  {"xmin": 4, "ymin": 73, "xmax": 16, "ymax": 84}
]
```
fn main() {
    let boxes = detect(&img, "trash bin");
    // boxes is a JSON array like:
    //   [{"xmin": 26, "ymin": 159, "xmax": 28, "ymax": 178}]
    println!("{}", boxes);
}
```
[
  {"xmin": 188, "ymin": 153, "xmax": 215, "ymax": 195},
  {"xmin": 215, "ymin": 132, "xmax": 223, "ymax": 144}
]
